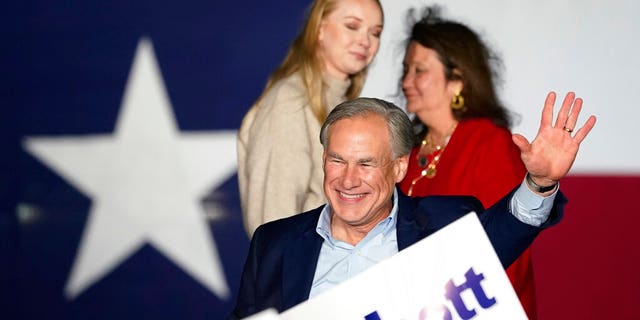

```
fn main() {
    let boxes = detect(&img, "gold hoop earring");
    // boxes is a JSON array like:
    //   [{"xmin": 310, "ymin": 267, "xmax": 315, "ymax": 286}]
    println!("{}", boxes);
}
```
[{"xmin": 451, "ymin": 92, "xmax": 465, "ymax": 110}]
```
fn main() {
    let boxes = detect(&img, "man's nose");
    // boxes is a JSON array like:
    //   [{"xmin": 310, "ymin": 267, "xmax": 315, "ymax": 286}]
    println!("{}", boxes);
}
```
[{"xmin": 341, "ymin": 164, "xmax": 360, "ymax": 189}]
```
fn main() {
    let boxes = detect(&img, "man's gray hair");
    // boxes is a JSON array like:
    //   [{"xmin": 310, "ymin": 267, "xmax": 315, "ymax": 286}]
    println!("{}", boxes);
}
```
[{"xmin": 319, "ymin": 97, "xmax": 414, "ymax": 159}]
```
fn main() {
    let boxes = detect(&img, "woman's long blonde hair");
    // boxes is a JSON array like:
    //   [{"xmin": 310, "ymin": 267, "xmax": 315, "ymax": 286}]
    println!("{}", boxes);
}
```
[{"xmin": 254, "ymin": 0, "xmax": 382, "ymax": 124}]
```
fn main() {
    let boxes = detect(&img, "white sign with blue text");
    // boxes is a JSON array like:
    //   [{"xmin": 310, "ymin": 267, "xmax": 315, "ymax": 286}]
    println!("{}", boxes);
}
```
[{"xmin": 278, "ymin": 213, "xmax": 527, "ymax": 320}]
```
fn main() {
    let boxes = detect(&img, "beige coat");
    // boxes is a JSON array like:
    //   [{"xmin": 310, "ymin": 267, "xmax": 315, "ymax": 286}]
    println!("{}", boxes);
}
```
[{"xmin": 237, "ymin": 72, "xmax": 350, "ymax": 237}]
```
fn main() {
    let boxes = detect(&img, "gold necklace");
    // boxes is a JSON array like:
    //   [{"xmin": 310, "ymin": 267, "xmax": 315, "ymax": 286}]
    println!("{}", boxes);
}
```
[{"xmin": 406, "ymin": 123, "xmax": 457, "ymax": 196}]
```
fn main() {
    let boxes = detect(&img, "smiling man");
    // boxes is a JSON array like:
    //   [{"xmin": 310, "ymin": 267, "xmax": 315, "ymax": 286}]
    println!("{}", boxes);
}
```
[{"xmin": 230, "ymin": 95, "xmax": 596, "ymax": 319}]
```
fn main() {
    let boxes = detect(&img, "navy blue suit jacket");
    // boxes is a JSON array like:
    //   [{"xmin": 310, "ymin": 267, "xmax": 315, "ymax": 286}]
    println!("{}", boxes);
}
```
[{"xmin": 230, "ymin": 188, "xmax": 565, "ymax": 319}]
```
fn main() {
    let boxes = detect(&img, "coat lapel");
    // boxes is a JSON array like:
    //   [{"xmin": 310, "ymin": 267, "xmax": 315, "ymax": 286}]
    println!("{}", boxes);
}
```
[
  {"xmin": 281, "ymin": 209, "xmax": 324, "ymax": 310},
  {"xmin": 396, "ymin": 191, "xmax": 487, "ymax": 252},
  {"xmin": 395, "ymin": 191, "xmax": 428, "ymax": 251}
]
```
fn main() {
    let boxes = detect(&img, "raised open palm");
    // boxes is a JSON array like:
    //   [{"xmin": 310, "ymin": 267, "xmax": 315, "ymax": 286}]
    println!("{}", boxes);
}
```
[{"xmin": 512, "ymin": 92, "xmax": 597, "ymax": 187}]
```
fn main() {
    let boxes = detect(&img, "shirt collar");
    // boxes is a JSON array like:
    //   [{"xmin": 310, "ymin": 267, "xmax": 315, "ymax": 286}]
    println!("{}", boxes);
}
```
[{"xmin": 315, "ymin": 188, "xmax": 399, "ymax": 248}]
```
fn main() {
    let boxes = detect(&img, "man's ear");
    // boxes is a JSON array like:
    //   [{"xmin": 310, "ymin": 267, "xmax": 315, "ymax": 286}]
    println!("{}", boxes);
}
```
[{"xmin": 395, "ymin": 155, "xmax": 409, "ymax": 183}]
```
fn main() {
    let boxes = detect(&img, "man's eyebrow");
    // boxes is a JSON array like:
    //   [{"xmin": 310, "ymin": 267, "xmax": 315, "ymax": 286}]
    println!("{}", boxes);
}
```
[
  {"xmin": 327, "ymin": 152, "xmax": 344, "ymax": 160},
  {"xmin": 358, "ymin": 157, "xmax": 375, "ymax": 164},
  {"xmin": 327, "ymin": 153, "xmax": 385, "ymax": 165}
]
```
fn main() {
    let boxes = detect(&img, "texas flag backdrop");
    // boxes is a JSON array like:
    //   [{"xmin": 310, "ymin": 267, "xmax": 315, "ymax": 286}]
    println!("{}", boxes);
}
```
[{"xmin": 2, "ymin": 1, "xmax": 639, "ymax": 319}]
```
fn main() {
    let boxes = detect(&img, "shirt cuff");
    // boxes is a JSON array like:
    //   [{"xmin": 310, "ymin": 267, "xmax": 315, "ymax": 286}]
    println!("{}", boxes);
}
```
[{"xmin": 510, "ymin": 178, "xmax": 559, "ymax": 227}]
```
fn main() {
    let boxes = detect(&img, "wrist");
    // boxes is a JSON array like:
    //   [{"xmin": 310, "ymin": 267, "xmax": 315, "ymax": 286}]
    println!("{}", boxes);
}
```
[{"xmin": 525, "ymin": 173, "xmax": 558, "ymax": 193}]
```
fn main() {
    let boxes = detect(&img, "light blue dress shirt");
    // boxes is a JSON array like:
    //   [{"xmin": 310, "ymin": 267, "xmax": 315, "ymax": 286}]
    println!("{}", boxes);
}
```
[{"xmin": 308, "ymin": 180, "xmax": 557, "ymax": 298}]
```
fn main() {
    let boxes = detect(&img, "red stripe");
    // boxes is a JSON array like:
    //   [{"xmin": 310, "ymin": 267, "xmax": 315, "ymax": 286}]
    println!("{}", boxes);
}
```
[{"xmin": 532, "ymin": 175, "xmax": 640, "ymax": 318}]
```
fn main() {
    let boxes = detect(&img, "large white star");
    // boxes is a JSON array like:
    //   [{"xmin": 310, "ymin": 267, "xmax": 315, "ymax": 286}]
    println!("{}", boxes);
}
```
[{"xmin": 23, "ymin": 38, "xmax": 236, "ymax": 300}]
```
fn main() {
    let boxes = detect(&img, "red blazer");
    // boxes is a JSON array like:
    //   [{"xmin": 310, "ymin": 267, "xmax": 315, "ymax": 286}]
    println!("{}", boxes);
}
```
[{"xmin": 399, "ymin": 118, "xmax": 537, "ymax": 319}]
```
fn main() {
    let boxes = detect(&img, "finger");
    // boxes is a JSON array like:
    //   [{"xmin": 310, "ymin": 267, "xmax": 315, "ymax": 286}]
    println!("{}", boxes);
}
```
[
  {"xmin": 572, "ymin": 115, "xmax": 597, "ymax": 144},
  {"xmin": 554, "ymin": 92, "xmax": 576, "ymax": 129},
  {"xmin": 540, "ymin": 91, "xmax": 556, "ymax": 129},
  {"xmin": 512, "ymin": 133, "xmax": 531, "ymax": 153},
  {"xmin": 564, "ymin": 97, "xmax": 583, "ymax": 132}
]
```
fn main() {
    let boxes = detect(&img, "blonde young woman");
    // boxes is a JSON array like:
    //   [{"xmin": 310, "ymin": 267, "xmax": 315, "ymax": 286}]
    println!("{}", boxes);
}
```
[{"xmin": 237, "ymin": 0, "xmax": 383, "ymax": 237}]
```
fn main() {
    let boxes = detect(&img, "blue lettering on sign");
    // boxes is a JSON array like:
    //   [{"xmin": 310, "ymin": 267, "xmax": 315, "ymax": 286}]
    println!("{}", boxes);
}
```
[
  {"xmin": 444, "ymin": 267, "xmax": 496, "ymax": 319},
  {"xmin": 366, "ymin": 267, "xmax": 497, "ymax": 320}
]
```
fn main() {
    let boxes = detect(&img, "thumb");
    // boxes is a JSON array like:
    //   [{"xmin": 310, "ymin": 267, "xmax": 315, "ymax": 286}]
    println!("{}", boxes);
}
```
[{"xmin": 512, "ymin": 133, "xmax": 530, "ymax": 153}]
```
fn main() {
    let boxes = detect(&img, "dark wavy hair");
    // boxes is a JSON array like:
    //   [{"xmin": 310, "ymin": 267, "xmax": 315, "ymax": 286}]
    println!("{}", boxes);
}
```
[{"xmin": 405, "ymin": 5, "xmax": 517, "ymax": 145}]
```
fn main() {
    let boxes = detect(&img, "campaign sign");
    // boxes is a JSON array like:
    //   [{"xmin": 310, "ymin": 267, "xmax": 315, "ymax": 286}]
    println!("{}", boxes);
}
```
[
  {"xmin": 242, "ymin": 309, "xmax": 281, "ymax": 320},
  {"xmin": 278, "ymin": 213, "xmax": 527, "ymax": 320}
]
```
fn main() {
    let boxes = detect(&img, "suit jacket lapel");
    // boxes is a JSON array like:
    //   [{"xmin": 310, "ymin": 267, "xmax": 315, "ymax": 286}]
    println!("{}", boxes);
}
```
[
  {"xmin": 278, "ymin": 192, "xmax": 434, "ymax": 310},
  {"xmin": 396, "ymin": 191, "xmax": 488, "ymax": 252},
  {"xmin": 281, "ymin": 208, "xmax": 324, "ymax": 310},
  {"xmin": 395, "ymin": 191, "xmax": 427, "ymax": 251}
]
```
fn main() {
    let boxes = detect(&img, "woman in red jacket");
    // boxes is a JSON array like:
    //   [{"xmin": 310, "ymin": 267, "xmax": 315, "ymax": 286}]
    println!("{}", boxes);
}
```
[{"xmin": 398, "ymin": 6, "xmax": 537, "ymax": 319}]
